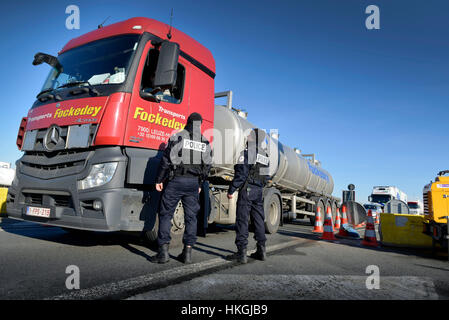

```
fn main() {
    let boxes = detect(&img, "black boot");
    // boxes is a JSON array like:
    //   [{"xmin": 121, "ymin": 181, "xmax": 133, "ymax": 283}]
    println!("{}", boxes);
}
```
[
  {"xmin": 227, "ymin": 247, "xmax": 247, "ymax": 264},
  {"xmin": 178, "ymin": 245, "xmax": 193, "ymax": 264},
  {"xmin": 154, "ymin": 243, "xmax": 169, "ymax": 264},
  {"xmin": 250, "ymin": 244, "xmax": 267, "ymax": 261}
]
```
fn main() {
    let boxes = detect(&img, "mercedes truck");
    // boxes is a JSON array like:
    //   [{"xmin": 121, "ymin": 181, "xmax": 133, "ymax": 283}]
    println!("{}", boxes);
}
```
[{"xmin": 7, "ymin": 17, "xmax": 339, "ymax": 244}]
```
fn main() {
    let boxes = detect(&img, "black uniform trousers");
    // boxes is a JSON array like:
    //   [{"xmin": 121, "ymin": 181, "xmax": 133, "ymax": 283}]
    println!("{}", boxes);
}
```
[
  {"xmin": 235, "ymin": 183, "xmax": 267, "ymax": 249},
  {"xmin": 157, "ymin": 176, "xmax": 200, "ymax": 247}
]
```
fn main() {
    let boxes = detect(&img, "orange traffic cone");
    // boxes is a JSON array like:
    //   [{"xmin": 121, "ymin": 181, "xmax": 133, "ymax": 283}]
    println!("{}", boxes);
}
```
[
  {"xmin": 375, "ymin": 212, "xmax": 380, "ymax": 224},
  {"xmin": 320, "ymin": 207, "xmax": 337, "ymax": 241},
  {"xmin": 340, "ymin": 205, "xmax": 348, "ymax": 225},
  {"xmin": 334, "ymin": 208, "xmax": 341, "ymax": 230},
  {"xmin": 338, "ymin": 206, "xmax": 349, "ymax": 237},
  {"xmin": 361, "ymin": 210, "xmax": 379, "ymax": 247},
  {"xmin": 312, "ymin": 206, "xmax": 324, "ymax": 233}
]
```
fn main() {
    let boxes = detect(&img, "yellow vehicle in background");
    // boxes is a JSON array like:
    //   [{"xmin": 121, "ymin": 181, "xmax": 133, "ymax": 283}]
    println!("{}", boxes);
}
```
[{"xmin": 423, "ymin": 170, "xmax": 449, "ymax": 249}]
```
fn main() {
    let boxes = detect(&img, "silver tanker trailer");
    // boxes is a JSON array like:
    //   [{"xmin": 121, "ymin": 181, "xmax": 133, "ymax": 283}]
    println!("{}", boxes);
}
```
[{"xmin": 201, "ymin": 91, "xmax": 340, "ymax": 234}]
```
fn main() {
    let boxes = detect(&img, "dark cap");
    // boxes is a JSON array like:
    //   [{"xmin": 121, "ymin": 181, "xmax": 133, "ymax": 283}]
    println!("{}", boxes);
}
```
[{"xmin": 187, "ymin": 112, "xmax": 203, "ymax": 125}]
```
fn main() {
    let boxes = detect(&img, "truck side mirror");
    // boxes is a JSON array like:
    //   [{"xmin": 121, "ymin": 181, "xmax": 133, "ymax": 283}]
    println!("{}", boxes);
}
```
[
  {"xmin": 32, "ymin": 52, "xmax": 62, "ymax": 70},
  {"xmin": 368, "ymin": 196, "xmax": 372, "ymax": 202},
  {"xmin": 153, "ymin": 41, "xmax": 180, "ymax": 89}
]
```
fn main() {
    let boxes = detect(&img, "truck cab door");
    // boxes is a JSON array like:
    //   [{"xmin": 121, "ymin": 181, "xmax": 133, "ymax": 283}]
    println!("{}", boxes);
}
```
[{"xmin": 125, "ymin": 40, "xmax": 190, "ymax": 150}]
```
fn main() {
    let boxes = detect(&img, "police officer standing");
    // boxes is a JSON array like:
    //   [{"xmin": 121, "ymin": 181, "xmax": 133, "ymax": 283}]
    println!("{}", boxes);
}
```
[
  {"xmin": 153, "ymin": 112, "xmax": 212, "ymax": 264},
  {"xmin": 227, "ymin": 128, "xmax": 271, "ymax": 263}
]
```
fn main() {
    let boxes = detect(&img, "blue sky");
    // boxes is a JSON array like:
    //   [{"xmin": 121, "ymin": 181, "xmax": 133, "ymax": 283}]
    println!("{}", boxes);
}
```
[{"xmin": 0, "ymin": 0, "xmax": 448, "ymax": 203}]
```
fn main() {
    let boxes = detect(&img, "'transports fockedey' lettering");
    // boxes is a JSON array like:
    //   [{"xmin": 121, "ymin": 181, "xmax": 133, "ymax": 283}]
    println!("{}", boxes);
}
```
[
  {"xmin": 133, "ymin": 107, "xmax": 185, "ymax": 130},
  {"xmin": 54, "ymin": 105, "xmax": 102, "ymax": 118}
]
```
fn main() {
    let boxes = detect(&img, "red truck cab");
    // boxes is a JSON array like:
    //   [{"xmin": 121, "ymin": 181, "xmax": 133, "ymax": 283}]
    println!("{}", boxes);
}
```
[{"xmin": 7, "ymin": 17, "xmax": 215, "ymax": 236}]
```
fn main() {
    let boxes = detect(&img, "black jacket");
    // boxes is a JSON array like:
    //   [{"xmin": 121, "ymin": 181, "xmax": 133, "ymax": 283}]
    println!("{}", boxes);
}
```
[
  {"xmin": 228, "ymin": 147, "xmax": 270, "ymax": 195},
  {"xmin": 156, "ymin": 128, "xmax": 212, "ymax": 185}
]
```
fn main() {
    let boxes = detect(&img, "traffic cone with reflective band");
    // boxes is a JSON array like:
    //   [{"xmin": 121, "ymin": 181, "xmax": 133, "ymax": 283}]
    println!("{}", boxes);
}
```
[
  {"xmin": 312, "ymin": 207, "xmax": 323, "ymax": 233},
  {"xmin": 338, "ymin": 206, "xmax": 350, "ymax": 237},
  {"xmin": 340, "ymin": 205, "xmax": 348, "ymax": 225},
  {"xmin": 361, "ymin": 210, "xmax": 379, "ymax": 247},
  {"xmin": 320, "ymin": 207, "xmax": 337, "ymax": 241},
  {"xmin": 334, "ymin": 208, "xmax": 341, "ymax": 230},
  {"xmin": 375, "ymin": 212, "xmax": 380, "ymax": 224}
]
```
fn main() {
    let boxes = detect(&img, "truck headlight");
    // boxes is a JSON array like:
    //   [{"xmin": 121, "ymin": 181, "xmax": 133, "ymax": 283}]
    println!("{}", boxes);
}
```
[{"xmin": 78, "ymin": 162, "xmax": 118, "ymax": 190}]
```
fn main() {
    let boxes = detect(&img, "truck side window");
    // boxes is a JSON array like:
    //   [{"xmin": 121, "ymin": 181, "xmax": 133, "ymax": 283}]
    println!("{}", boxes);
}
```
[{"xmin": 141, "ymin": 48, "xmax": 185, "ymax": 104}]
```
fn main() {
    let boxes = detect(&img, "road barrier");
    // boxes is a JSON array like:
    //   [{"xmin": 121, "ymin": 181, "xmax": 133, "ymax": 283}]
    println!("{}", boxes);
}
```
[
  {"xmin": 0, "ymin": 187, "xmax": 7, "ymax": 217},
  {"xmin": 379, "ymin": 213, "xmax": 432, "ymax": 248}
]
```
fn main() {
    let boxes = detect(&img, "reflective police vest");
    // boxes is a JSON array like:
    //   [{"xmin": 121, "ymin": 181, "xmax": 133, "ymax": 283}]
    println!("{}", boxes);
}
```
[
  {"xmin": 247, "ymin": 150, "xmax": 270, "ymax": 186},
  {"xmin": 170, "ymin": 130, "xmax": 209, "ymax": 177}
]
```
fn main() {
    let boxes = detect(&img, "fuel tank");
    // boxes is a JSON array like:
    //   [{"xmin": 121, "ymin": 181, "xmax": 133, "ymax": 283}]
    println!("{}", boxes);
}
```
[{"xmin": 211, "ymin": 105, "xmax": 334, "ymax": 196}]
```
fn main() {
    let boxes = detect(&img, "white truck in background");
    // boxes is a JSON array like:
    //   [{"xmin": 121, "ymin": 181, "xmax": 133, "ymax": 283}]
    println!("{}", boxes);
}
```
[
  {"xmin": 407, "ymin": 200, "xmax": 423, "ymax": 215},
  {"xmin": 368, "ymin": 186, "xmax": 408, "ymax": 207},
  {"xmin": 0, "ymin": 162, "xmax": 15, "ymax": 187}
]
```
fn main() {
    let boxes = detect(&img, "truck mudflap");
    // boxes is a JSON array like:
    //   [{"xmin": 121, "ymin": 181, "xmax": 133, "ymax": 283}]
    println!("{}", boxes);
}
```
[{"xmin": 6, "ymin": 146, "xmax": 159, "ymax": 232}]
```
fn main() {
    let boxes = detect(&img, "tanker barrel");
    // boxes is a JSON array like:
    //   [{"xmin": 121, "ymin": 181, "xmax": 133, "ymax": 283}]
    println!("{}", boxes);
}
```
[{"xmin": 212, "ymin": 104, "xmax": 334, "ymax": 197}]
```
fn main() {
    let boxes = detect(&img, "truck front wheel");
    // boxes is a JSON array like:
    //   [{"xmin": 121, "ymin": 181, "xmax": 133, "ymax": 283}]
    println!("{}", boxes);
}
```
[{"xmin": 143, "ymin": 201, "xmax": 184, "ymax": 248}]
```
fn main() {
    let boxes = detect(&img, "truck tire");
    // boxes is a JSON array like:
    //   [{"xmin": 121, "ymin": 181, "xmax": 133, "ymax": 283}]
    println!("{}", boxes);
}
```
[
  {"xmin": 169, "ymin": 201, "xmax": 185, "ymax": 247},
  {"xmin": 264, "ymin": 189, "xmax": 281, "ymax": 234},
  {"xmin": 143, "ymin": 215, "xmax": 159, "ymax": 243},
  {"xmin": 143, "ymin": 201, "xmax": 184, "ymax": 248}
]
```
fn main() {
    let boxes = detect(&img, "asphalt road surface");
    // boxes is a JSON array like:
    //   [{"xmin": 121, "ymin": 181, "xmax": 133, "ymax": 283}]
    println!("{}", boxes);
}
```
[{"xmin": 1, "ymin": 217, "xmax": 448, "ymax": 300}]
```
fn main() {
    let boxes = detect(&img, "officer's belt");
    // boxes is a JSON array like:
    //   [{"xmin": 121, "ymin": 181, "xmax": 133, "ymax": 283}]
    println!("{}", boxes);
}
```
[{"xmin": 173, "ymin": 166, "xmax": 198, "ymax": 178}]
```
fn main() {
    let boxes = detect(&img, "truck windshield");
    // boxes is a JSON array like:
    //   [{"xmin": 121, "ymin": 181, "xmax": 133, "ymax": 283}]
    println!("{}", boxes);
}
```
[
  {"xmin": 408, "ymin": 203, "xmax": 419, "ymax": 209},
  {"xmin": 41, "ymin": 34, "xmax": 140, "ymax": 92},
  {"xmin": 371, "ymin": 194, "xmax": 392, "ymax": 204}
]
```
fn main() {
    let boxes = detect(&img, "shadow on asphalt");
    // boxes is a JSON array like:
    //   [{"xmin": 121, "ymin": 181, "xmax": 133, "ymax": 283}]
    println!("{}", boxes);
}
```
[
  {"xmin": 193, "ymin": 242, "xmax": 236, "ymax": 258},
  {"xmin": 0, "ymin": 218, "xmax": 235, "ymax": 258}
]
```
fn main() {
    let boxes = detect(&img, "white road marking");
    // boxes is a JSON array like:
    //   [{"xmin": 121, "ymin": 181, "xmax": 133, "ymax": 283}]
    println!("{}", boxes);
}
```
[{"xmin": 48, "ymin": 238, "xmax": 304, "ymax": 300}]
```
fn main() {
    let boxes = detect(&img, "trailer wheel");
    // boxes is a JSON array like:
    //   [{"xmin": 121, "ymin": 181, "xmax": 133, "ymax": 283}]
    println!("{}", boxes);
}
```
[{"xmin": 264, "ymin": 190, "xmax": 281, "ymax": 234}]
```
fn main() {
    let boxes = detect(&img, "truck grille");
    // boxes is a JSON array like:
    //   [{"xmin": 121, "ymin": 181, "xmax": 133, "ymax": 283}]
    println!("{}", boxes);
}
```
[
  {"xmin": 423, "ymin": 191, "xmax": 431, "ymax": 216},
  {"xmin": 23, "ymin": 193, "xmax": 42, "ymax": 205},
  {"xmin": 20, "ymin": 149, "xmax": 92, "ymax": 179},
  {"xmin": 25, "ymin": 124, "xmax": 97, "ymax": 153},
  {"xmin": 23, "ymin": 192, "xmax": 73, "ymax": 208},
  {"xmin": 53, "ymin": 195, "xmax": 71, "ymax": 207}
]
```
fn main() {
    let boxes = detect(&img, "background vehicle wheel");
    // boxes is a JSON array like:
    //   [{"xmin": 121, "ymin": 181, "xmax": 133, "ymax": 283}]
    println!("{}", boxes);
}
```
[{"xmin": 264, "ymin": 190, "xmax": 281, "ymax": 234}]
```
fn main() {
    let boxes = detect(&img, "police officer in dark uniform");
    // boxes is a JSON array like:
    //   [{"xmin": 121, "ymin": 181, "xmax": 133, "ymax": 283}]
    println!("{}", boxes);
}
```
[
  {"xmin": 227, "ymin": 128, "xmax": 271, "ymax": 263},
  {"xmin": 153, "ymin": 112, "xmax": 212, "ymax": 264}
]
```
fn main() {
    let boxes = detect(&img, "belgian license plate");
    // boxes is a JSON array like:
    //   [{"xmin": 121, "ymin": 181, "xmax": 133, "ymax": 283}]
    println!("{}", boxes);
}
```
[{"xmin": 26, "ymin": 206, "xmax": 51, "ymax": 218}]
